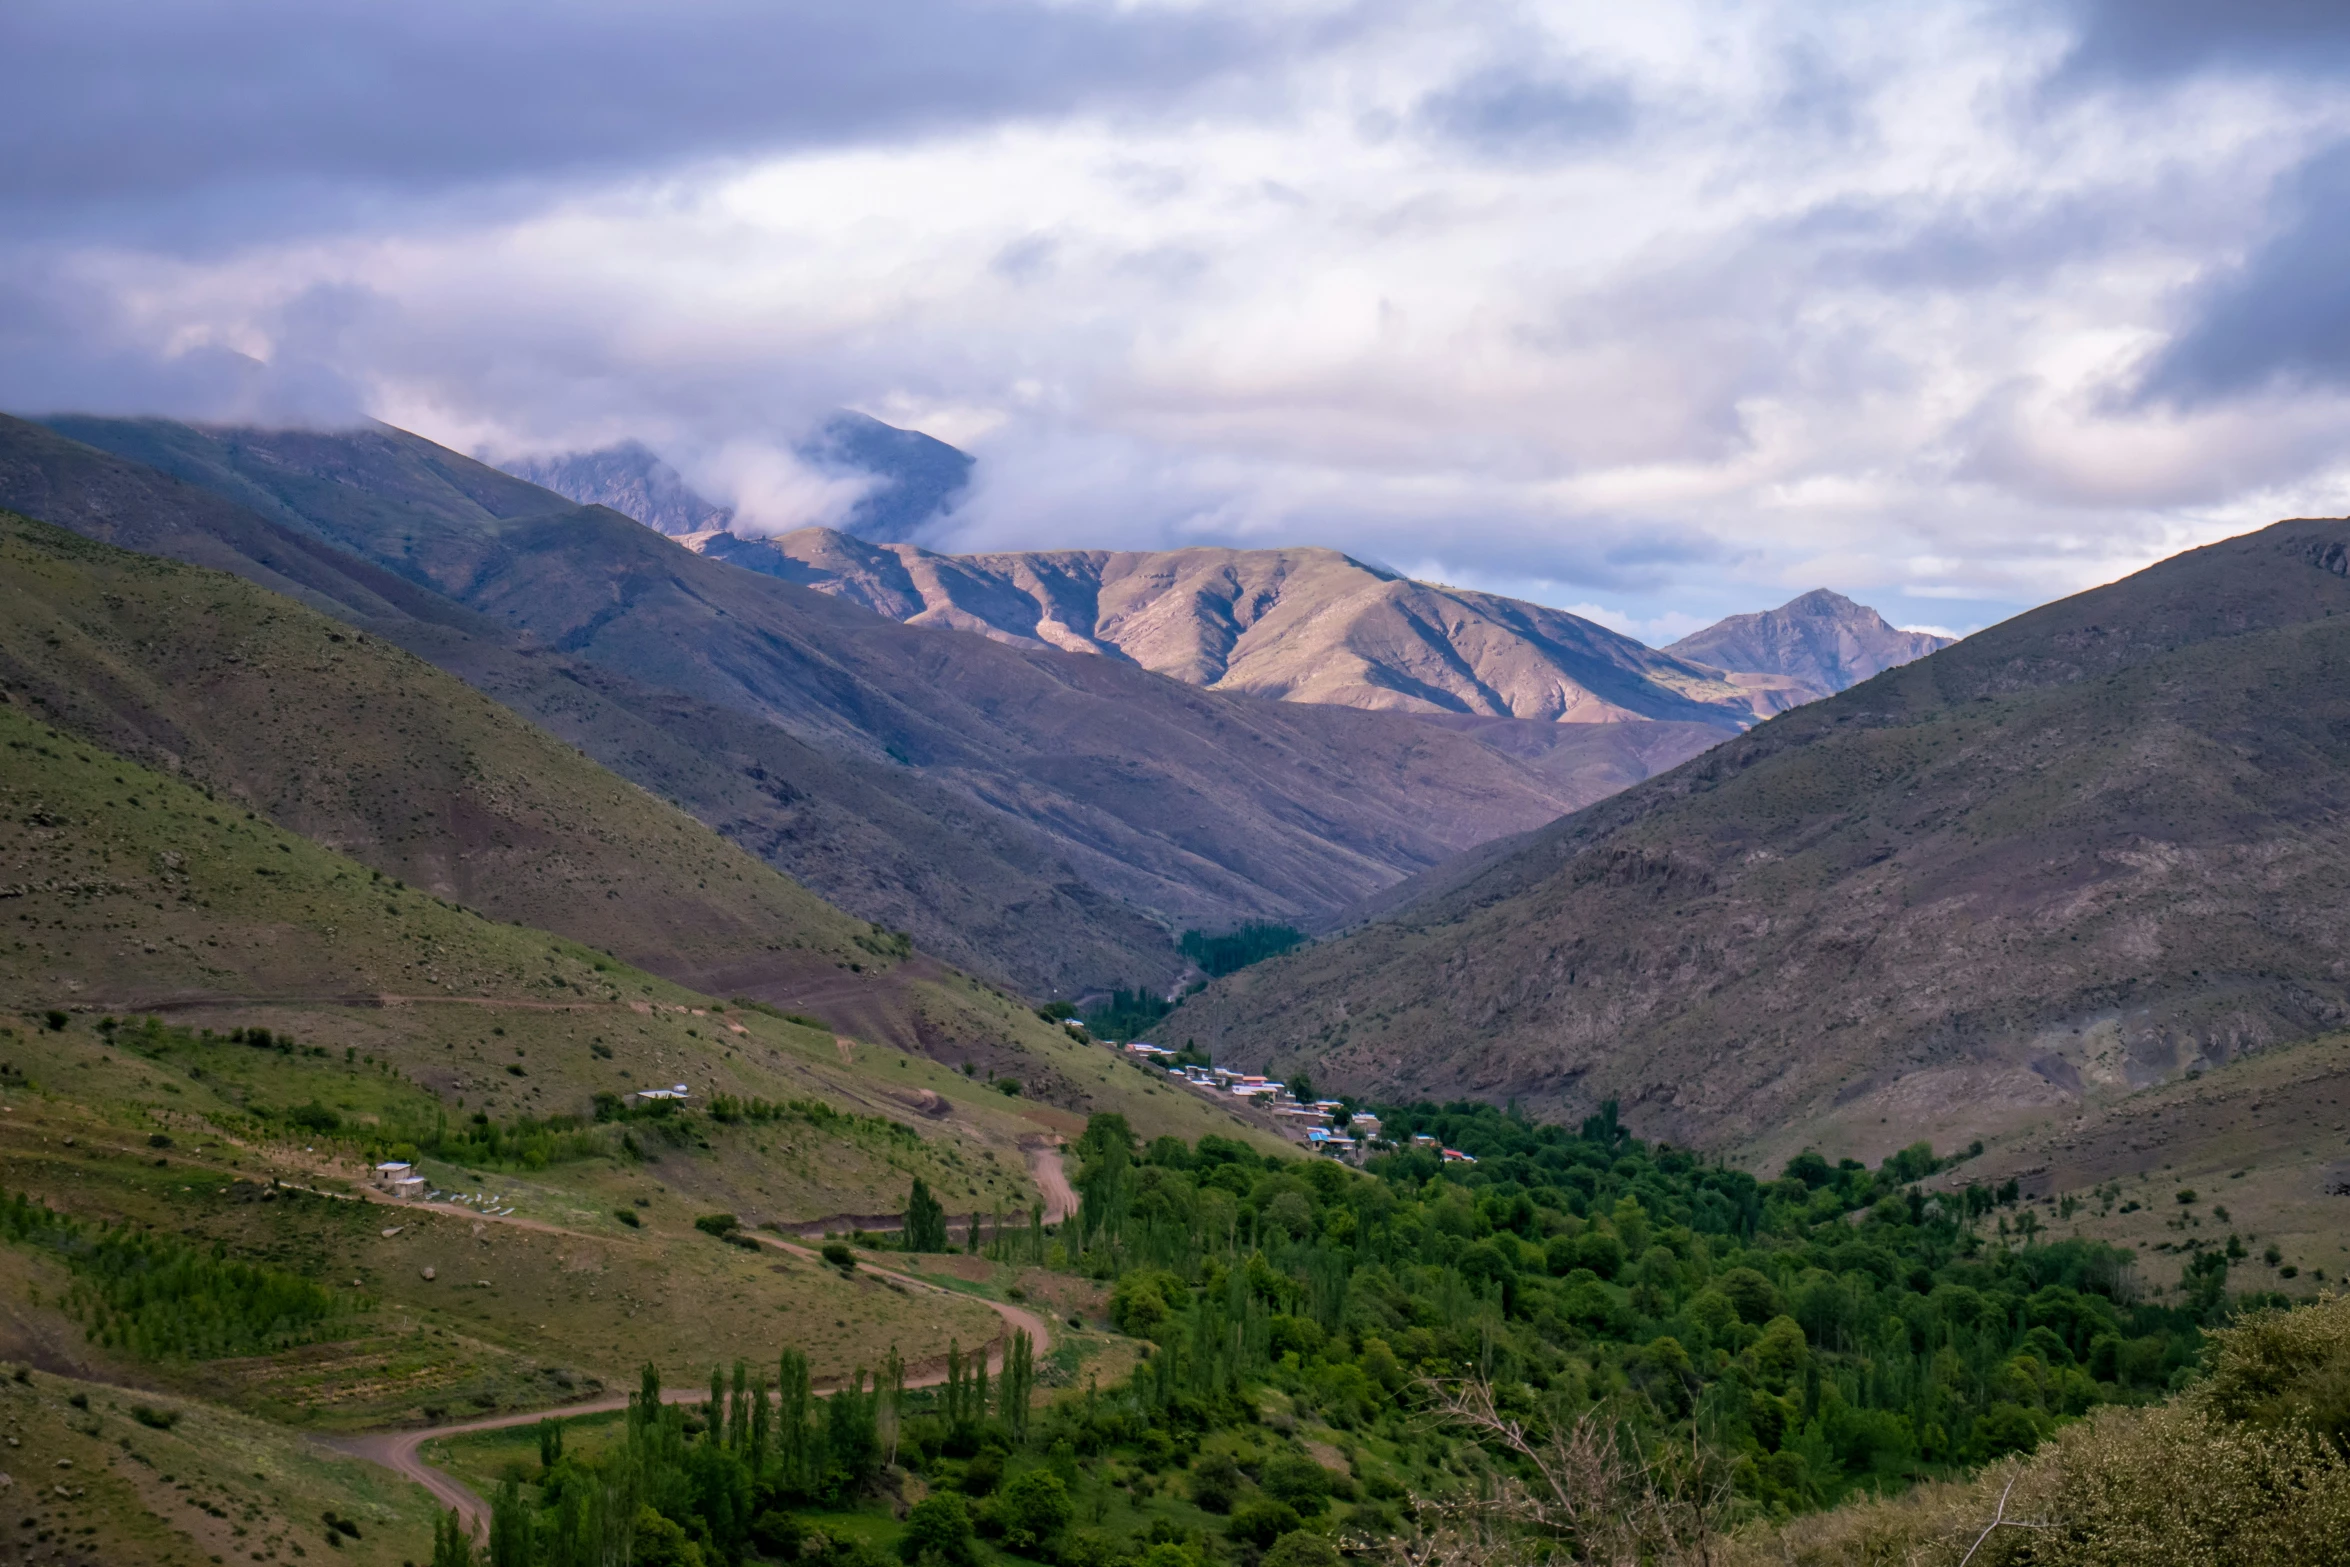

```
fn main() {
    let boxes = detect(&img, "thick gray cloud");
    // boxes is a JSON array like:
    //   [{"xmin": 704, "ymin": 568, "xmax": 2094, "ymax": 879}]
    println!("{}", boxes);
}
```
[
  {"xmin": 2146, "ymin": 140, "xmax": 2350, "ymax": 399},
  {"xmin": 1416, "ymin": 65, "xmax": 1635, "ymax": 160},
  {"xmin": 2056, "ymin": 0, "xmax": 2350, "ymax": 404},
  {"xmin": 2064, "ymin": 0, "xmax": 2350, "ymax": 81},
  {"xmin": 0, "ymin": 0, "xmax": 1303, "ymax": 243}
]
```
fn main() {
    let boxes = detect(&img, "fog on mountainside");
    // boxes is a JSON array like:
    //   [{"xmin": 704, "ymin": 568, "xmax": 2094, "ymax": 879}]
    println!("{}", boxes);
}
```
[
  {"xmin": 506, "ymin": 411, "xmax": 974, "ymax": 544},
  {"xmin": 1170, "ymin": 513, "xmax": 2350, "ymax": 1167},
  {"xmin": 505, "ymin": 440, "xmax": 735, "ymax": 536}
]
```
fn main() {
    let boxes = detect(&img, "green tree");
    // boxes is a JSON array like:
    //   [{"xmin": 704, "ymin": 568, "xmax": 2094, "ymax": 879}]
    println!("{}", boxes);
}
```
[
  {"xmin": 430, "ymin": 1510, "xmax": 477, "ymax": 1567},
  {"xmin": 488, "ymin": 1477, "xmax": 531, "ymax": 1567},
  {"xmin": 1260, "ymin": 1453, "xmax": 1333, "ymax": 1514},
  {"xmin": 1178, "ymin": 922, "xmax": 1306, "ymax": 977},
  {"xmin": 1227, "ymin": 1498, "xmax": 1303, "ymax": 1546},
  {"xmin": 999, "ymin": 1328, "xmax": 1035, "ymax": 1442},
  {"xmin": 906, "ymin": 1177, "xmax": 950, "ymax": 1252}
]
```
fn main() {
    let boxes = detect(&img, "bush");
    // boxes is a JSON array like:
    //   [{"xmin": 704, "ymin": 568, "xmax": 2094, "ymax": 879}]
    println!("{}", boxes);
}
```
[
  {"xmin": 1261, "ymin": 1534, "xmax": 1342, "ymax": 1567},
  {"xmin": 1111, "ymin": 1270, "xmax": 1185, "ymax": 1338},
  {"xmin": 130, "ymin": 1404, "xmax": 179, "ymax": 1430},
  {"xmin": 693, "ymin": 1213, "xmax": 739, "ymax": 1237},
  {"xmin": 752, "ymin": 1510, "xmax": 805, "ymax": 1560},
  {"xmin": 613, "ymin": 1209, "xmax": 640, "ymax": 1228},
  {"xmin": 1191, "ymin": 1452, "xmax": 1241, "ymax": 1513},
  {"xmin": 822, "ymin": 1241, "xmax": 856, "ymax": 1270},
  {"xmin": 1227, "ymin": 1499, "xmax": 1303, "ymax": 1546},
  {"xmin": 1260, "ymin": 1453, "xmax": 1335, "ymax": 1514},
  {"xmin": 983, "ymin": 1470, "xmax": 1074, "ymax": 1553},
  {"xmin": 285, "ymin": 1102, "xmax": 340, "ymax": 1133},
  {"xmin": 898, "ymin": 1495, "xmax": 979, "ymax": 1567}
]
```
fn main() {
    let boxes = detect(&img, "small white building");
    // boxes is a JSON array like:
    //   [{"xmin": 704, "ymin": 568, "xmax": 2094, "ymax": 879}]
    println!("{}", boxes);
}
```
[
  {"xmin": 636, "ymin": 1083, "xmax": 692, "ymax": 1101},
  {"xmin": 372, "ymin": 1161, "xmax": 426, "ymax": 1199}
]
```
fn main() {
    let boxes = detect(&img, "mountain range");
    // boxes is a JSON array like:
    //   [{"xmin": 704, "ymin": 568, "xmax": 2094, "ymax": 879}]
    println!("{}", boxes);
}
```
[
  {"xmin": 508, "ymin": 433, "xmax": 1950, "ymax": 728},
  {"xmin": 689, "ymin": 530, "xmax": 1769, "ymax": 726},
  {"xmin": 9, "ymin": 415, "xmax": 1701, "ymax": 1000},
  {"xmin": 1167, "ymin": 512, "xmax": 2350, "ymax": 1168}
]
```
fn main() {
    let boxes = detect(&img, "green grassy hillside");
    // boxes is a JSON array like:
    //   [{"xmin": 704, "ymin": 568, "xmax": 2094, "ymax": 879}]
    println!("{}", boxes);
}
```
[{"xmin": 0, "ymin": 702, "xmax": 1281, "ymax": 1456}]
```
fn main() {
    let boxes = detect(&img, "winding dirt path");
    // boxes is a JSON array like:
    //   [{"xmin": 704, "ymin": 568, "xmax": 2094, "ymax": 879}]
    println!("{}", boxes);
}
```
[
  {"xmin": 1026, "ymin": 1141, "xmax": 1078, "ymax": 1224},
  {"xmin": 327, "ymin": 1231, "xmax": 1055, "ymax": 1535}
]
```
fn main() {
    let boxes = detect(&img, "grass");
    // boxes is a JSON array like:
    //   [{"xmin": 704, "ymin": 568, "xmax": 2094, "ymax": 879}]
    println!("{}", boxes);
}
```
[
  {"xmin": 0, "ymin": 711, "xmax": 1273, "ymax": 1434},
  {"xmin": 0, "ymin": 1361, "xmax": 441, "ymax": 1566},
  {"xmin": 1931, "ymin": 1025, "xmax": 2350, "ymax": 1299}
]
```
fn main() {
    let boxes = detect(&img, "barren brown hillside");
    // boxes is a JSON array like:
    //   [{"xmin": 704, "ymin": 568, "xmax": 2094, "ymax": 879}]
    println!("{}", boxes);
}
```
[
  {"xmin": 697, "ymin": 527, "xmax": 1764, "ymax": 724},
  {"xmin": 1169, "ymin": 516, "xmax": 2350, "ymax": 1155},
  {"xmin": 26, "ymin": 416, "xmax": 1679, "ymax": 995}
]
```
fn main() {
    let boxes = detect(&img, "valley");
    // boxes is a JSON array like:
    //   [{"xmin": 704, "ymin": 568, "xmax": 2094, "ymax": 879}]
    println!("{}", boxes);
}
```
[{"xmin": 2, "ymin": 412, "xmax": 2347, "ymax": 1567}]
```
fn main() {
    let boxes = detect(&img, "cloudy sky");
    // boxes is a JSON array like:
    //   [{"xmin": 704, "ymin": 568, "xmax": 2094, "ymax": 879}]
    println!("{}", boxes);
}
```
[{"xmin": 4, "ymin": 1, "xmax": 2348, "ymax": 641}]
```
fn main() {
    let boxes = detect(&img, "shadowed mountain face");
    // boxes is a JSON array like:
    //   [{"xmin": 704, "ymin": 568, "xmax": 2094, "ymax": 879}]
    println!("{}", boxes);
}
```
[
  {"xmin": 508, "ymin": 412, "xmax": 974, "ymax": 543},
  {"xmin": 1167, "ymin": 515, "xmax": 2350, "ymax": 1156},
  {"xmin": 1665, "ymin": 588, "xmax": 1953, "ymax": 707},
  {"xmin": 504, "ymin": 440, "xmax": 733, "ymax": 536},
  {"xmin": 13, "ymin": 414, "xmax": 1676, "ymax": 998},
  {"xmin": 684, "ymin": 527, "xmax": 1771, "ymax": 728}
]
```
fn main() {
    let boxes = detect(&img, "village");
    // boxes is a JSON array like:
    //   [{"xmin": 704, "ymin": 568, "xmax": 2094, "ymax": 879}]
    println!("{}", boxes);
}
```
[{"xmin": 1107, "ymin": 1038, "xmax": 1478, "ymax": 1165}]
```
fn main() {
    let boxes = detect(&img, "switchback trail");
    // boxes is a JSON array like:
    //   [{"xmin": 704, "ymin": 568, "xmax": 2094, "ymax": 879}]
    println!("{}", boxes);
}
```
[{"xmin": 327, "ymin": 1231, "xmax": 1056, "ymax": 1535}]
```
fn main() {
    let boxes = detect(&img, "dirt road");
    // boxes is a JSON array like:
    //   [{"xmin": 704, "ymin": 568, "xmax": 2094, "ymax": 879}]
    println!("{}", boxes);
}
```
[
  {"xmin": 1026, "ymin": 1141, "xmax": 1078, "ymax": 1223},
  {"xmin": 328, "ymin": 1232, "xmax": 1056, "ymax": 1535}
]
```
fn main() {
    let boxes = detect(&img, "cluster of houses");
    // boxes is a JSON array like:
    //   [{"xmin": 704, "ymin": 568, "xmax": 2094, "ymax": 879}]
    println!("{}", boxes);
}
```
[{"xmin": 1114, "ymin": 1044, "xmax": 1476, "ymax": 1164}]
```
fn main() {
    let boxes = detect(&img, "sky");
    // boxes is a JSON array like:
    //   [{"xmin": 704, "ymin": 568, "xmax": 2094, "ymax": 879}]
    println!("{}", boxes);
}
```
[{"xmin": 4, "ymin": 2, "xmax": 2349, "ymax": 643}]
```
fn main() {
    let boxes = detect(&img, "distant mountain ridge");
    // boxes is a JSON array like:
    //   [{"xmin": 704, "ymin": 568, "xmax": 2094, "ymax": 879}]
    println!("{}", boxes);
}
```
[
  {"xmin": 1665, "ymin": 588, "xmax": 1952, "ymax": 703},
  {"xmin": 689, "ymin": 528, "xmax": 1760, "ymax": 727},
  {"xmin": 677, "ymin": 527, "xmax": 1942, "ymax": 731},
  {"xmin": 506, "ymin": 412, "xmax": 974, "ymax": 543}
]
